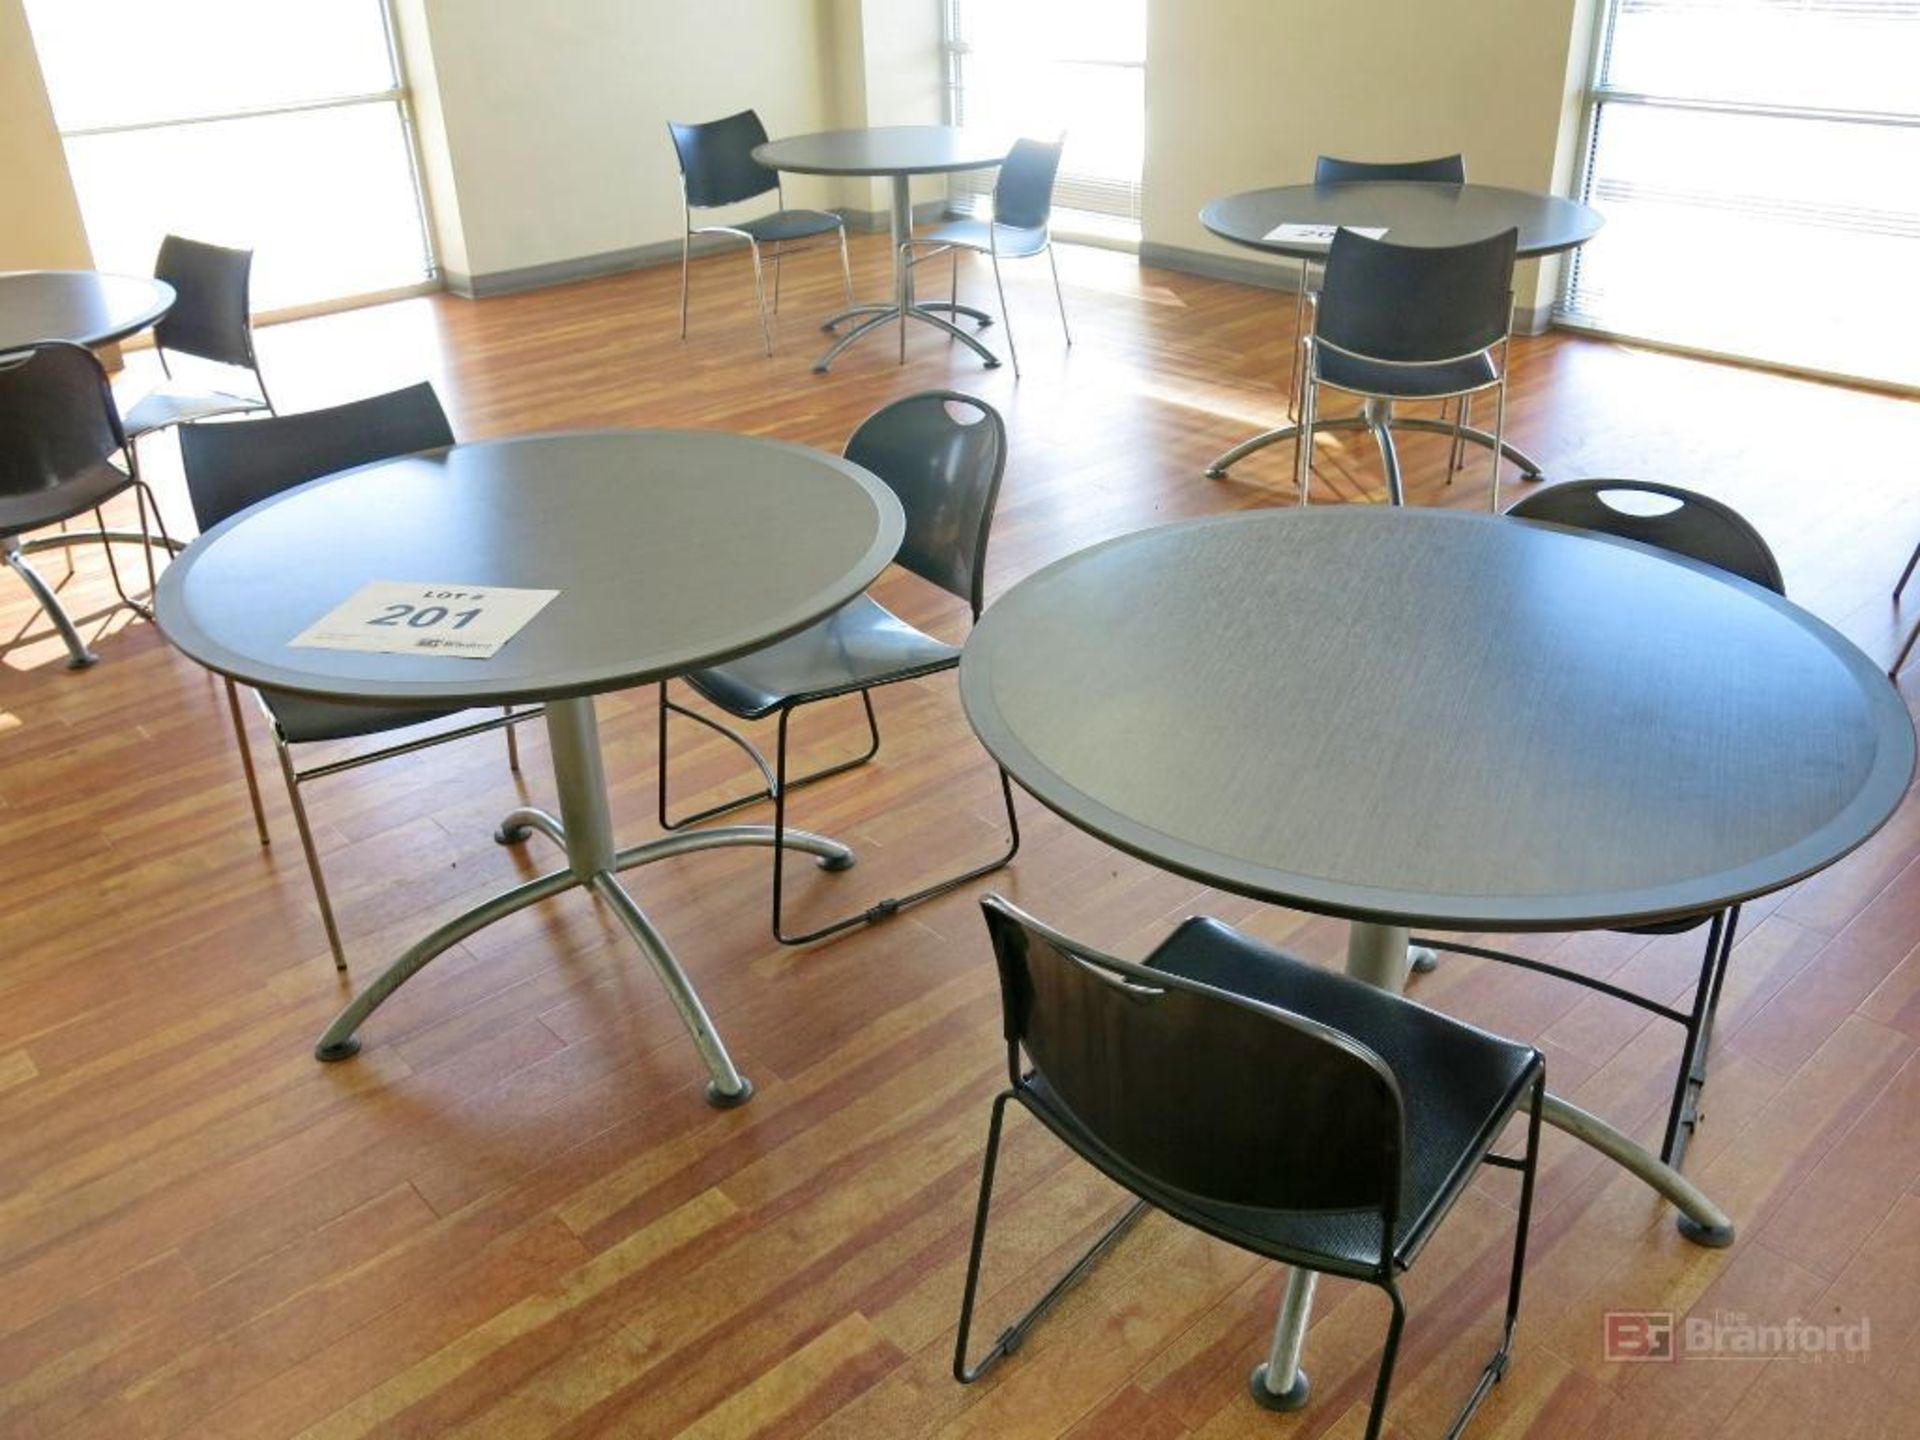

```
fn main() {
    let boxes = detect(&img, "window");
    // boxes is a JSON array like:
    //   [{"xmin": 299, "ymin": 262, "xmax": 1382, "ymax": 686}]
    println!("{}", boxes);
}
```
[
  {"xmin": 1561, "ymin": 0, "xmax": 1919, "ymax": 389},
  {"xmin": 942, "ymin": 0, "xmax": 1147, "ymax": 239},
  {"xmin": 23, "ymin": 0, "xmax": 435, "ymax": 314}
]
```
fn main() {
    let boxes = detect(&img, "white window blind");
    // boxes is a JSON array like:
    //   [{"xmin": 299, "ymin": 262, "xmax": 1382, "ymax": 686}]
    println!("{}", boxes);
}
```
[
  {"xmin": 22, "ymin": 0, "xmax": 435, "ymax": 313},
  {"xmin": 941, "ymin": 0, "xmax": 1146, "ymax": 232},
  {"xmin": 1561, "ymin": 0, "xmax": 1920, "ymax": 388}
]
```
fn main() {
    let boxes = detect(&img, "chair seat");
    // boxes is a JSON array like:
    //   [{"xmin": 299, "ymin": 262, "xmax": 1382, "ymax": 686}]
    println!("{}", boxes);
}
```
[
  {"xmin": 683, "ymin": 594, "xmax": 959, "ymax": 720},
  {"xmin": 0, "ymin": 457, "xmax": 137, "ymax": 536},
  {"xmin": 1025, "ymin": 918, "xmax": 1539, "ymax": 1277},
  {"xmin": 733, "ymin": 209, "xmax": 845, "ymax": 244},
  {"xmin": 260, "ymin": 688, "xmax": 467, "ymax": 745},
  {"xmin": 123, "ymin": 387, "xmax": 269, "ymax": 440},
  {"xmin": 912, "ymin": 218, "xmax": 1050, "ymax": 259},
  {"xmin": 1315, "ymin": 348, "xmax": 1497, "ymax": 401}
]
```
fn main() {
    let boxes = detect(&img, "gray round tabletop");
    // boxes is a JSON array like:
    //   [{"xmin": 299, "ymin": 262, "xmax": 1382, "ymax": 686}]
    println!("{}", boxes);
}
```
[
  {"xmin": 156, "ymin": 430, "xmax": 907, "ymax": 708},
  {"xmin": 753, "ymin": 125, "xmax": 1008, "ymax": 177},
  {"xmin": 960, "ymin": 508, "xmax": 1914, "ymax": 932},
  {"xmin": 1201, "ymin": 181, "xmax": 1603, "ymax": 260},
  {"xmin": 0, "ymin": 269, "xmax": 175, "ymax": 351}
]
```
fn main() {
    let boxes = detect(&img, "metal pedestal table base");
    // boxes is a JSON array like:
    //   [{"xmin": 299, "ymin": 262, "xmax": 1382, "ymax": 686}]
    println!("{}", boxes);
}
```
[
  {"xmin": 1250, "ymin": 919, "xmax": 1736, "ymax": 1409},
  {"xmin": 313, "ymin": 695, "xmax": 853, "ymax": 1107},
  {"xmin": 810, "ymin": 175, "xmax": 1000, "ymax": 374},
  {"xmin": 5, "ymin": 526, "xmax": 184, "ymax": 669},
  {"xmin": 1204, "ymin": 409, "xmax": 1546, "ymax": 495}
]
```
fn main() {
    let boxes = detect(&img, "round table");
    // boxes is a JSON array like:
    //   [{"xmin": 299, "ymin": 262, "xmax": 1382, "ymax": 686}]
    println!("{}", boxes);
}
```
[
  {"xmin": 753, "ymin": 126, "xmax": 1009, "ymax": 372},
  {"xmin": 0, "ymin": 269, "xmax": 175, "ymax": 352},
  {"xmin": 959, "ymin": 505, "xmax": 1914, "ymax": 1401},
  {"xmin": 1196, "ymin": 181, "xmax": 1604, "ymax": 488},
  {"xmin": 157, "ymin": 430, "xmax": 905, "ymax": 1105}
]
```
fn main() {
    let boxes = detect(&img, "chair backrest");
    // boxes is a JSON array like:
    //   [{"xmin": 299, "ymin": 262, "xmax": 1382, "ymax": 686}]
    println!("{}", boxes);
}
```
[
  {"xmin": 1316, "ymin": 226, "xmax": 1517, "ymax": 365},
  {"xmin": 1314, "ymin": 153, "xmax": 1466, "ymax": 185},
  {"xmin": 0, "ymin": 341, "xmax": 128, "ymax": 509},
  {"xmin": 993, "ymin": 138, "xmax": 1066, "ymax": 231},
  {"xmin": 153, "ymin": 234, "xmax": 257, "ymax": 368},
  {"xmin": 843, "ymin": 391, "xmax": 1007, "ymax": 617},
  {"xmin": 1507, "ymin": 479, "xmax": 1787, "ymax": 594},
  {"xmin": 982, "ymin": 897, "xmax": 1403, "ymax": 1216},
  {"xmin": 668, "ymin": 109, "xmax": 779, "ymax": 210},
  {"xmin": 177, "ymin": 381, "xmax": 453, "ymax": 531}
]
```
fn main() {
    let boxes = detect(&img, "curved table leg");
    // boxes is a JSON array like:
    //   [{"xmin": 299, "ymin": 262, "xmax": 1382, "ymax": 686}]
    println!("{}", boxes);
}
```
[
  {"xmin": 916, "ymin": 300, "xmax": 995, "ymax": 327},
  {"xmin": 1364, "ymin": 398, "xmax": 1405, "ymax": 507},
  {"xmin": 1257, "ymin": 918, "xmax": 1736, "ymax": 1408},
  {"xmin": 314, "ymin": 866, "xmax": 579, "ymax": 1060},
  {"xmin": 612, "ymin": 823, "xmax": 854, "ymax": 874},
  {"xmin": 813, "ymin": 310, "xmax": 901, "ymax": 373},
  {"xmin": 5, "ymin": 540, "xmax": 96, "ymax": 669},
  {"xmin": 1541, "ymin": 1093, "xmax": 1734, "ymax": 1246},
  {"xmin": 1205, "ymin": 414, "xmax": 1547, "ymax": 485},
  {"xmin": 822, "ymin": 303, "xmax": 895, "ymax": 333}
]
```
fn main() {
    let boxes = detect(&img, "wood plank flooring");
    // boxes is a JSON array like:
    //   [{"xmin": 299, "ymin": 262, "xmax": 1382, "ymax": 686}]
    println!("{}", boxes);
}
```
[{"xmin": 3, "ymin": 230, "xmax": 1918, "ymax": 1439}]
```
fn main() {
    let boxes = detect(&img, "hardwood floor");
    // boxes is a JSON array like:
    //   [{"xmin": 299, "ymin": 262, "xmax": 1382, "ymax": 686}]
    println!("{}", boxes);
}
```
[{"xmin": 3, "ymin": 230, "xmax": 1918, "ymax": 1439}]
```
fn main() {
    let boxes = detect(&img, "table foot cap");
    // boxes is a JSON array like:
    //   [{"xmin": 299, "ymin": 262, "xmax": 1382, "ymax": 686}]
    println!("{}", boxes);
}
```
[
  {"xmin": 1248, "ymin": 1364, "xmax": 1309, "ymax": 1411},
  {"xmin": 705, "ymin": 1078, "xmax": 755, "ymax": 1110},
  {"xmin": 494, "ymin": 824, "xmax": 532, "ymax": 846},
  {"xmin": 1410, "ymin": 946, "xmax": 1440, "ymax": 974},
  {"xmin": 1204, "ymin": 467, "xmax": 1229, "ymax": 480},
  {"xmin": 820, "ymin": 852, "xmax": 856, "ymax": 873},
  {"xmin": 1676, "ymin": 1214, "xmax": 1735, "ymax": 1249},
  {"xmin": 315, "ymin": 1037, "xmax": 362, "ymax": 1063}
]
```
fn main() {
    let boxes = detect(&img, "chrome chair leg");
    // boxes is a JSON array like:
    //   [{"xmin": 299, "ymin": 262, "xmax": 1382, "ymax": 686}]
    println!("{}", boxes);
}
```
[
  {"xmin": 224, "ymin": 678, "xmax": 270, "ymax": 846},
  {"xmin": 747, "ymin": 238, "xmax": 773, "ymax": 358},
  {"xmin": 678, "ymin": 228, "xmax": 692, "ymax": 340},
  {"xmin": 988, "ymin": 246, "xmax": 1019, "ymax": 379},
  {"xmin": 504, "ymin": 706, "xmax": 521, "ymax": 774},
  {"xmin": 1487, "ymin": 372, "xmax": 1511, "ymax": 513},
  {"xmin": 1047, "ymin": 244, "xmax": 1071, "ymax": 347},
  {"xmin": 771, "ymin": 241, "xmax": 783, "ymax": 314},
  {"xmin": 275, "ymin": 734, "xmax": 348, "ymax": 973}
]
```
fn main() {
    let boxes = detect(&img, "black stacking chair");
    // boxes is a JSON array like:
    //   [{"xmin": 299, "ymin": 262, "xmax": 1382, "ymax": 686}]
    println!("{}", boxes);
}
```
[
  {"xmin": 668, "ymin": 109, "xmax": 853, "ymax": 357},
  {"xmin": 655, "ymin": 391, "xmax": 1018, "ymax": 945},
  {"xmin": 1298, "ymin": 226, "xmax": 1517, "ymax": 509},
  {"xmin": 123, "ymin": 236, "xmax": 274, "ymax": 443},
  {"xmin": 901, "ymin": 138, "xmax": 1071, "ymax": 378},
  {"xmin": 179, "ymin": 383, "xmax": 538, "ymax": 973},
  {"xmin": 957, "ymin": 897, "xmax": 1544, "ymax": 1440},
  {"xmin": 1891, "ymin": 538, "xmax": 1919, "ymax": 679},
  {"xmin": 1290, "ymin": 156, "xmax": 1469, "ymax": 427},
  {"xmin": 1413, "ymin": 480, "xmax": 1787, "ymax": 1175},
  {"xmin": 0, "ymin": 341, "xmax": 173, "ymax": 669}
]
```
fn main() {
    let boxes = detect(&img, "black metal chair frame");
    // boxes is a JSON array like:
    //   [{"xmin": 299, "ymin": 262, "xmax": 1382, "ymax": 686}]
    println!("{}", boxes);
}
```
[
  {"xmin": 954, "ymin": 897, "xmax": 1545, "ymax": 1440},
  {"xmin": 0, "ymin": 341, "xmax": 177, "ymax": 669},
  {"xmin": 179, "ymin": 383, "xmax": 539, "ymax": 972},
  {"xmin": 655, "ymin": 391, "xmax": 1019, "ymax": 945},
  {"xmin": 1297, "ymin": 227, "xmax": 1516, "ymax": 510},
  {"xmin": 668, "ymin": 110, "xmax": 855, "ymax": 358},
  {"xmin": 1410, "ymin": 479, "xmax": 1788, "ymax": 1171},
  {"xmin": 1891, "ymin": 537, "xmax": 1919, "ymax": 679},
  {"xmin": 898, "ymin": 137, "xmax": 1072, "ymax": 379}
]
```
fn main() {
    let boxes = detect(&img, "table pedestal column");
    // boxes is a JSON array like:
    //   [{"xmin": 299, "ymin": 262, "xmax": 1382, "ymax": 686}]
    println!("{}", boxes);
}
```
[
  {"xmin": 314, "ymin": 695, "xmax": 858, "ymax": 1107},
  {"xmin": 812, "ymin": 174, "xmax": 1000, "ymax": 373}
]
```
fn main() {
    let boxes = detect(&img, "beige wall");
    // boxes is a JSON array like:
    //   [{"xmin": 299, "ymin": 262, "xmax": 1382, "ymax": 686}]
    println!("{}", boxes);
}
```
[
  {"xmin": 398, "ymin": 0, "xmax": 849, "ymax": 287},
  {"xmin": 0, "ymin": 0, "xmax": 92, "ymax": 269},
  {"xmin": 1142, "ymin": 0, "xmax": 1592, "ymax": 313}
]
